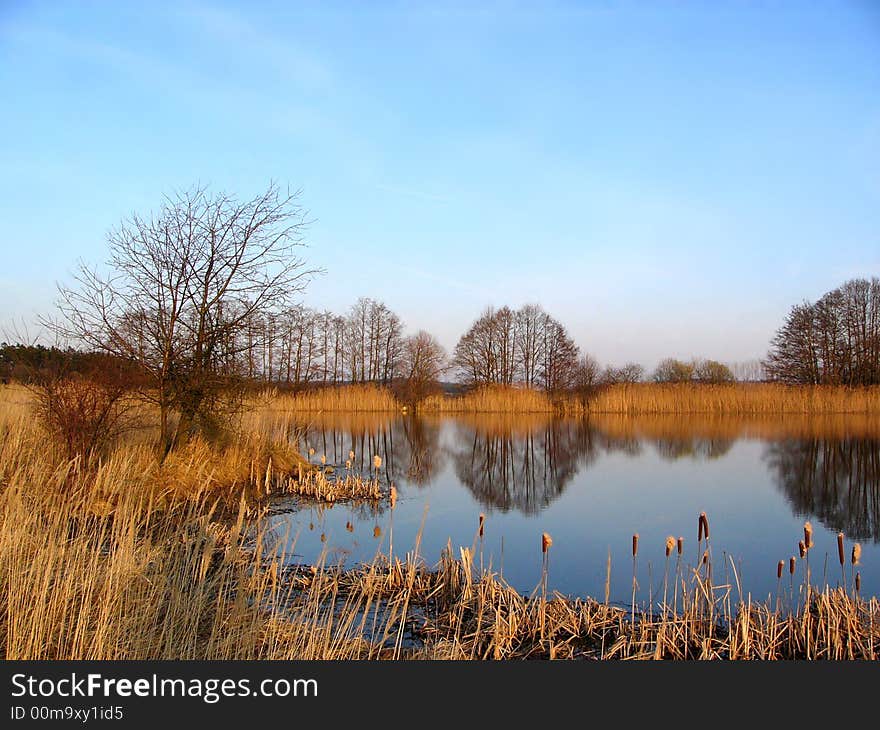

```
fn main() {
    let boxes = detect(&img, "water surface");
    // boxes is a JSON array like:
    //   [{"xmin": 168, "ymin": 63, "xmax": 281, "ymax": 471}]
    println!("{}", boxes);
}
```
[{"xmin": 264, "ymin": 412, "xmax": 880, "ymax": 604}]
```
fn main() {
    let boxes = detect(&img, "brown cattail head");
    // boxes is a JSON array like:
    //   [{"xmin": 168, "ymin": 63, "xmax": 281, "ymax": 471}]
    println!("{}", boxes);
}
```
[
  {"xmin": 701, "ymin": 513, "xmax": 710, "ymax": 540},
  {"xmin": 320, "ymin": 532, "xmax": 326, "ymax": 543},
  {"xmin": 777, "ymin": 560, "xmax": 784, "ymax": 579},
  {"xmin": 852, "ymin": 543, "xmax": 862, "ymax": 566},
  {"xmin": 479, "ymin": 513, "xmax": 485, "ymax": 538},
  {"xmin": 789, "ymin": 556, "xmax": 796, "ymax": 575},
  {"xmin": 309, "ymin": 522, "xmax": 314, "ymax": 531},
  {"xmin": 542, "ymin": 532, "xmax": 553, "ymax": 554},
  {"xmin": 798, "ymin": 540, "xmax": 806, "ymax": 559},
  {"xmin": 373, "ymin": 526, "xmax": 381, "ymax": 538},
  {"xmin": 389, "ymin": 485, "xmax": 398, "ymax": 509},
  {"xmin": 349, "ymin": 450, "xmax": 355, "ymax": 461},
  {"xmin": 345, "ymin": 521, "xmax": 353, "ymax": 533},
  {"xmin": 373, "ymin": 455, "xmax": 382, "ymax": 469},
  {"xmin": 698, "ymin": 513, "xmax": 705, "ymax": 542},
  {"xmin": 677, "ymin": 536, "xmax": 684, "ymax": 555},
  {"xmin": 665, "ymin": 536, "xmax": 675, "ymax": 557},
  {"xmin": 701, "ymin": 550, "xmax": 709, "ymax": 566},
  {"xmin": 632, "ymin": 533, "xmax": 639, "ymax": 558},
  {"xmin": 837, "ymin": 532, "xmax": 845, "ymax": 566},
  {"xmin": 855, "ymin": 572, "xmax": 861, "ymax": 592},
  {"xmin": 804, "ymin": 521, "xmax": 813, "ymax": 550}
]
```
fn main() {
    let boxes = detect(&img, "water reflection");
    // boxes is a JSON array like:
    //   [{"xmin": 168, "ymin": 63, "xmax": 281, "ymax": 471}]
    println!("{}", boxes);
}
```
[
  {"xmin": 291, "ymin": 413, "xmax": 444, "ymax": 487},
  {"xmin": 448, "ymin": 416, "xmax": 598, "ymax": 514},
  {"xmin": 285, "ymin": 412, "xmax": 880, "ymax": 543},
  {"xmin": 766, "ymin": 437, "xmax": 880, "ymax": 541}
]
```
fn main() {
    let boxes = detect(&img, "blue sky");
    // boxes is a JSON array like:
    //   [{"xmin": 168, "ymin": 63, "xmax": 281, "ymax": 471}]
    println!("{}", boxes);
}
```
[{"xmin": 1, "ymin": 1, "xmax": 878, "ymax": 368}]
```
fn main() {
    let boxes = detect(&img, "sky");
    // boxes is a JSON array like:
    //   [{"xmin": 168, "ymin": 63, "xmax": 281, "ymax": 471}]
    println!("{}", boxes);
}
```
[{"xmin": 1, "ymin": 0, "xmax": 878, "ymax": 370}]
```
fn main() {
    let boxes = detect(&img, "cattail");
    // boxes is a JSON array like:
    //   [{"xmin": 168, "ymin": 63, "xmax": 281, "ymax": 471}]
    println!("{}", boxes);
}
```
[
  {"xmin": 479, "ymin": 513, "xmax": 485, "ymax": 539},
  {"xmin": 349, "ymin": 450, "xmax": 355, "ymax": 461},
  {"xmin": 777, "ymin": 560, "xmax": 784, "ymax": 579},
  {"xmin": 789, "ymin": 556, "xmax": 796, "ymax": 575},
  {"xmin": 855, "ymin": 572, "xmax": 861, "ymax": 592},
  {"xmin": 837, "ymin": 532, "xmax": 845, "ymax": 566},
  {"xmin": 373, "ymin": 526, "xmax": 381, "ymax": 538},
  {"xmin": 852, "ymin": 543, "xmax": 862, "ymax": 566},
  {"xmin": 698, "ymin": 514, "xmax": 705, "ymax": 542},
  {"xmin": 389, "ymin": 485, "xmax": 397, "ymax": 509},
  {"xmin": 320, "ymin": 454, "xmax": 326, "ymax": 465},
  {"xmin": 542, "ymin": 532, "xmax": 553, "ymax": 554},
  {"xmin": 632, "ymin": 533, "xmax": 639, "ymax": 558},
  {"xmin": 701, "ymin": 550, "xmax": 709, "ymax": 566},
  {"xmin": 373, "ymin": 455, "xmax": 382, "ymax": 469},
  {"xmin": 677, "ymin": 536, "xmax": 683, "ymax": 555},
  {"xmin": 665, "ymin": 536, "xmax": 675, "ymax": 557},
  {"xmin": 700, "ymin": 512, "xmax": 710, "ymax": 540},
  {"xmin": 345, "ymin": 520, "xmax": 353, "ymax": 532},
  {"xmin": 345, "ymin": 460, "xmax": 351, "ymax": 469},
  {"xmin": 308, "ymin": 447, "xmax": 315, "ymax": 457},
  {"xmin": 804, "ymin": 521, "xmax": 813, "ymax": 550},
  {"xmin": 798, "ymin": 540, "xmax": 806, "ymax": 558},
  {"xmin": 309, "ymin": 522, "xmax": 314, "ymax": 531},
  {"xmin": 320, "ymin": 532, "xmax": 326, "ymax": 543}
]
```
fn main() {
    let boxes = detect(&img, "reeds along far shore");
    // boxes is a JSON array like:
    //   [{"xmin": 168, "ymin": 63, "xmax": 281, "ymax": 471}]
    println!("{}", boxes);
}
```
[{"xmin": 268, "ymin": 382, "xmax": 880, "ymax": 416}]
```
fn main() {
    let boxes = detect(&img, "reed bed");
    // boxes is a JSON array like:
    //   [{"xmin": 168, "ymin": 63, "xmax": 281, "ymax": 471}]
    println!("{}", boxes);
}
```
[
  {"xmin": 266, "ymin": 384, "xmax": 400, "ymax": 412},
  {"xmin": 422, "ymin": 383, "xmax": 880, "ymax": 415},
  {"xmin": 421, "ymin": 385, "xmax": 555, "ymax": 413},
  {"xmin": 2, "ymin": 382, "xmax": 879, "ymax": 660},
  {"xmin": 582, "ymin": 383, "xmax": 880, "ymax": 415},
  {"xmin": 3, "ymin": 418, "xmax": 878, "ymax": 660}
]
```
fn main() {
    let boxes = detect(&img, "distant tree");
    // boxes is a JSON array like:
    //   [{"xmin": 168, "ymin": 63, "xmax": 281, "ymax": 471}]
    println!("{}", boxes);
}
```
[
  {"xmin": 653, "ymin": 358, "xmax": 695, "ymax": 383},
  {"xmin": 603, "ymin": 362, "xmax": 644, "ymax": 384},
  {"xmin": 571, "ymin": 353, "xmax": 601, "ymax": 407},
  {"xmin": 452, "ymin": 304, "xmax": 579, "ymax": 390},
  {"xmin": 693, "ymin": 359, "xmax": 734, "ymax": 384},
  {"xmin": 395, "ymin": 331, "xmax": 447, "ymax": 408},
  {"xmin": 764, "ymin": 278, "xmax": 880, "ymax": 385},
  {"xmin": 45, "ymin": 183, "xmax": 316, "ymax": 452}
]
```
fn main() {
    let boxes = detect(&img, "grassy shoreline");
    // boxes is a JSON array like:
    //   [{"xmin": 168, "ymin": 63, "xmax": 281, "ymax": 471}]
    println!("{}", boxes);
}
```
[
  {"xmin": 2, "ymin": 383, "xmax": 878, "ymax": 660},
  {"xmin": 265, "ymin": 382, "xmax": 880, "ymax": 415}
]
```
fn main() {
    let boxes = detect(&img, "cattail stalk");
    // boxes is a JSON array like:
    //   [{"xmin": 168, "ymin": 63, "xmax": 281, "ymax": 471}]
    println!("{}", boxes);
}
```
[
  {"xmin": 540, "ymin": 532, "xmax": 552, "ymax": 640},
  {"xmin": 852, "ymin": 543, "xmax": 861, "ymax": 595},
  {"xmin": 631, "ymin": 533, "xmax": 639, "ymax": 627},
  {"xmin": 776, "ymin": 560, "xmax": 784, "ymax": 613},
  {"xmin": 663, "ymin": 536, "xmax": 675, "ymax": 618},
  {"xmin": 837, "ymin": 532, "xmax": 847, "ymax": 592}
]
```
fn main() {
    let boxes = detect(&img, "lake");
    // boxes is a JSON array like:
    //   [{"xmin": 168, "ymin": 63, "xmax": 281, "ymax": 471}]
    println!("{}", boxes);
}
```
[{"xmin": 263, "ymin": 412, "xmax": 880, "ymax": 605}]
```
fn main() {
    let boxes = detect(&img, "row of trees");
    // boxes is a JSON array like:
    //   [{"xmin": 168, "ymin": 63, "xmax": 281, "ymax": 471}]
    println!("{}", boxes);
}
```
[
  {"xmin": 18, "ymin": 182, "xmax": 777, "ymax": 455},
  {"xmin": 765, "ymin": 278, "xmax": 880, "ymax": 385}
]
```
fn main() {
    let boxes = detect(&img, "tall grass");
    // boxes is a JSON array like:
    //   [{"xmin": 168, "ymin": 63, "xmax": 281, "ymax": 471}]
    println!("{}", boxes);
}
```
[
  {"xmin": 2, "ymin": 383, "xmax": 879, "ymax": 660},
  {"xmin": 266, "ymin": 384, "xmax": 400, "ymax": 412},
  {"xmin": 422, "ymin": 383, "xmax": 880, "ymax": 415}
]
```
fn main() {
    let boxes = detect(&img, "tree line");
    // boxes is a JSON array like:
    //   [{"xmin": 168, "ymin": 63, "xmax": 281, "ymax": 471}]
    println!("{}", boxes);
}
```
[
  {"xmin": 764, "ymin": 278, "xmax": 880, "ymax": 385},
  {"xmin": 7, "ymin": 181, "xmax": 850, "ymax": 456}
]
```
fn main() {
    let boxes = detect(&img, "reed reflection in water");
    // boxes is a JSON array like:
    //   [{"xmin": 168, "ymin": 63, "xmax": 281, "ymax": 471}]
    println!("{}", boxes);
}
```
[{"xmin": 269, "ymin": 411, "xmax": 880, "ymax": 601}]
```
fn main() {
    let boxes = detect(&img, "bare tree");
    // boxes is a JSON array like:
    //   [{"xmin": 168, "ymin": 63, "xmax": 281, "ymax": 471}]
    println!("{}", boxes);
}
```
[
  {"xmin": 765, "ymin": 278, "xmax": 880, "ymax": 385},
  {"xmin": 45, "ymin": 183, "xmax": 317, "ymax": 451},
  {"xmin": 395, "ymin": 330, "xmax": 448, "ymax": 408},
  {"xmin": 653, "ymin": 358, "xmax": 695, "ymax": 383}
]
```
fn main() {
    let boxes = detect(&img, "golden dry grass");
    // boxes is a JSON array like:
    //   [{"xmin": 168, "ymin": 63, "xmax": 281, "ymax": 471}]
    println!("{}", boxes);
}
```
[
  {"xmin": 2, "ymin": 382, "xmax": 879, "ymax": 660},
  {"xmin": 266, "ymin": 384, "xmax": 400, "ymax": 412},
  {"xmin": 421, "ymin": 383, "xmax": 880, "ymax": 415}
]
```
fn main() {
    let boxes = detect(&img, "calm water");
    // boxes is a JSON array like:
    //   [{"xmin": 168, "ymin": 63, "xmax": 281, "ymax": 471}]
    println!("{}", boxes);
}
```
[{"xmin": 263, "ymin": 413, "xmax": 880, "ymax": 604}]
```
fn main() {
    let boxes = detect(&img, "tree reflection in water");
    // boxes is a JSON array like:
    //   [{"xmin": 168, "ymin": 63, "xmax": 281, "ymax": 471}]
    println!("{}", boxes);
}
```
[
  {"xmin": 289, "ymin": 413, "xmax": 444, "ymax": 487},
  {"xmin": 448, "ymin": 417, "xmax": 598, "ymax": 514},
  {"xmin": 765, "ymin": 438, "xmax": 880, "ymax": 541}
]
